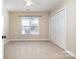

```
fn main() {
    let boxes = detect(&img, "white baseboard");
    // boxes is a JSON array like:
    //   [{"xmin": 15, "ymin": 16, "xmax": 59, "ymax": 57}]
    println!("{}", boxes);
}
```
[
  {"xmin": 4, "ymin": 39, "xmax": 49, "ymax": 45},
  {"xmin": 50, "ymin": 40, "xmax": 76, "ymax": 58},
  {"xmin": 65, "ymin": 50, "xmax": 76, "ymax": 58},
  {"xmin": 4, "ymin": 40, "xmax": 10, "ymax": 45},
  {"xmin": 10, "ymin": 39, "xmax": 49, "ymax": 41}
]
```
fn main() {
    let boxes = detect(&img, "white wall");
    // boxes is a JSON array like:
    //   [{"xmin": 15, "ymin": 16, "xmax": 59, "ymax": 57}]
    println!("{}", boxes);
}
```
[
  {"xmin": 3, "ymin": 9, "xmax": 9, "ymax": 40},
  {"xmin": 49, "ymin": 0, "xmax": 76, "ymax": 56}
]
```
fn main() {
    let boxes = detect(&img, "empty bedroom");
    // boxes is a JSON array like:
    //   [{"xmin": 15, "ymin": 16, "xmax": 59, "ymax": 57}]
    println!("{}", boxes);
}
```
[{"xmin": 3, "ymin": 0, "xmax": 76, "ymax": 59}]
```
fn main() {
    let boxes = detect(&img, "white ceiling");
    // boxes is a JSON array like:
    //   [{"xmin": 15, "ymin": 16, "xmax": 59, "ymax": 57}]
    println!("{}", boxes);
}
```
[{"xmin": 3, "ymin": 0, "xmax": 64, "ymax": 12}]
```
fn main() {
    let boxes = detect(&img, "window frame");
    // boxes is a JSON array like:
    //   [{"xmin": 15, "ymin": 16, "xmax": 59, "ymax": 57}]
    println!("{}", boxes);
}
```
[{"xmin": 21, "ymin": 16, "xmax": 40, "ymax": 35}]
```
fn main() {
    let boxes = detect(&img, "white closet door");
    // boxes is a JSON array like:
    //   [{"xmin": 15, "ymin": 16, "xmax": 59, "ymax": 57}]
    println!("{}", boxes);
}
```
[{"xmin": 50, "ymin": 9, "xmax": 66, "ymax": 49}]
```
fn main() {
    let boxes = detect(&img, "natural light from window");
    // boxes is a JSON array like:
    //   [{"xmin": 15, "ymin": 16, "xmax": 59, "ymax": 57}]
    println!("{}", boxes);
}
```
[{"xmin": 21, "ymin": 16, "xmax": 39, "ymax": 35}]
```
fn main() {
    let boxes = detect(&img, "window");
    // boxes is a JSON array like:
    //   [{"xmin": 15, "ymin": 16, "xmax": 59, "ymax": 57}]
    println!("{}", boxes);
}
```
[{"xmin": 21, "ymin": 16, "xmax": 39, "ymax": 35}]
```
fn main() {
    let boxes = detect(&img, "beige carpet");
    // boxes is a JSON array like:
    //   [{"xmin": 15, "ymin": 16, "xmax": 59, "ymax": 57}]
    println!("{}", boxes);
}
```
[{"xmin": 4, "ymin": 41, "xmax": 75, "ymax": 59}]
